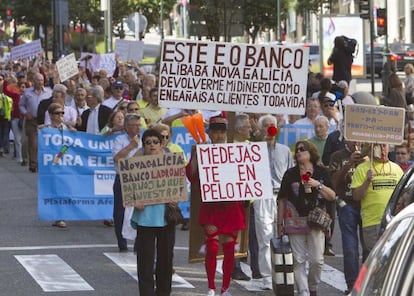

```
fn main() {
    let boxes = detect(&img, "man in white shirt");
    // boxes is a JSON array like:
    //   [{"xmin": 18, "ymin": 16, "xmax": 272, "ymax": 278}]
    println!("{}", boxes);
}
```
[{"xmin": 102, "ymin": 80, "xmax": 126, "ymax": 110}]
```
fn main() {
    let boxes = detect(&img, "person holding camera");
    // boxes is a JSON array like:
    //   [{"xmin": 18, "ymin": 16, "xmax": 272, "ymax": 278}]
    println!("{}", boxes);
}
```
[{"xmin": 327, "ymin": 36, "xmax": 353, "ymax": 84}]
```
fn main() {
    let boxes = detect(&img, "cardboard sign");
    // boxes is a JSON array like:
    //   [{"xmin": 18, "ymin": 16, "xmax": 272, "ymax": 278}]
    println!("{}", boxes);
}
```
[
  {"xmin": 119, "ymin": 152, "xmax": 188, "ymax": 207},
  {"xmin": 56, "ymin": 53, "xmax": 79, "ymax": 82},
  {"xmin": 344, "ymin": 104, "xmax": 405, "ymax": 144},
  {"xmin": 114, "ymin": 39, "xmax": 144, "ymax": 61},
  {"xmin": 196, "ymin": 142, "xmax": 273, "ymax": 202},
  {"xmin": 159, "ymin": 40, "xmax": 309, "ymax": 115},
  {"xmin": 10, "ymin": 39, "xmax": 42, "ymax": 61}
]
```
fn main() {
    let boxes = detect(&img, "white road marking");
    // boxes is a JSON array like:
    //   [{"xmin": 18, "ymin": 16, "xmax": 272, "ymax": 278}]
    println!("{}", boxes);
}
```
[
  {"xmin": 0, "ymin": 244, "xmax": 189, "ymax": 251},
  {"xmin": 217, "ymin": 260, "xmax": 347, "ymax": 292},
  {"xmin": 14, "ymin": 254, "xmax": 94, "ymax": 292},
  {"xmin": 104, "ymin": 252, "xmax": 194, "ymax": 288}
]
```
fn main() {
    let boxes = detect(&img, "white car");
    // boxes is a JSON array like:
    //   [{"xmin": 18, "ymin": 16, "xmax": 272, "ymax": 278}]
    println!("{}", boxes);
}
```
[{"xmin": 351, "ymin": 202, "xmax": 414, "ymax": 295}]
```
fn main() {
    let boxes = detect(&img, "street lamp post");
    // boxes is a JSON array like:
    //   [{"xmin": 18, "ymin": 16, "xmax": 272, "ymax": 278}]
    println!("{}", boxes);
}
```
[{"xmin": 160, "ymin": 0, "xmax": 164, "ymax": 43}]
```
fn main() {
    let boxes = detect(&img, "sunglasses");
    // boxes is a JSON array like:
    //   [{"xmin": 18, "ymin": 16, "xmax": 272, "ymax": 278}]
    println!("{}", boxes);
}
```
[
  {"xmin": 161, "ymin": 135, "xmax": 169, "ymax": 140},
  {"xmin": 52, "ymin": 111, "xmax": 64, "ymax": 115},
  {"xmin": 295, "ymin": 146, "xmax": 307, "ymax": 153},
  {"xmin": 114, "ymin": 86, "xmax": 123, "ymax": 90},
  {"xmin": 119, "ymin": 106, "xmax": 128, "ymax": 110},
  {"xmin": 323, "ymin": 102, "xmax": 335, "ymax": 107},
  {"xmin": 144, "ymin": 139, "xmax": 160, "ymax": 146},
  {"xmin": 128, "ymin": 108, "xmax": 140, "ymax": 112}
]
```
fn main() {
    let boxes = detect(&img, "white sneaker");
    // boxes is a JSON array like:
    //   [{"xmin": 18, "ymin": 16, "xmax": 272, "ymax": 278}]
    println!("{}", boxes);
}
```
[
  {"xmin": 221, "ymin": 290, "xmax": 232, "ymax": 296},
  {"xmin": 261, "ymin": 276, "xmax": 273, "ymax": 290},
  {"xmin": 206, "ymin": 289, "xmax": 215, "ymax": 296}
]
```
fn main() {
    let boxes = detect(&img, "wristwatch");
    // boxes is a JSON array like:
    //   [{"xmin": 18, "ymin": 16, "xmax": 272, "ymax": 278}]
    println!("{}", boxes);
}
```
[{"xmin": 317, "ymin": 183, "xmax": 323, "ymax": 191}]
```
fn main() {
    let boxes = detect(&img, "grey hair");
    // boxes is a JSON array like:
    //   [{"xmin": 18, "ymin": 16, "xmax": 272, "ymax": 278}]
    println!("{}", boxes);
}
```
[
  {"xmin": 126, "ymin": 69, "xmax": 137, "ymax": 80},
  {"xmin": 90, "ymin": 85, "xmax": 104, "ymax": 103},
  {"xmin": 124, "ymin": 113, "xmax": 141, "ymax": 128},
  {"xmin": 234, "ymin": 113, "xmax": 250, "ymax": 130},
  {"xmin": 258, "ymin": 114, "xmax": 277, "ymax": 129},
  {"xmin": 53, "ymin": 83, "xmax": 67, "ymax": 94},
  {"xmin": 314, "ymin": 115, "xmax": 330, "ymax": 127}
]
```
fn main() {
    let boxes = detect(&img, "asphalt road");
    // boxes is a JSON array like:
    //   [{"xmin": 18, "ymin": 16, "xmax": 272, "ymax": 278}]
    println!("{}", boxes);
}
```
[{"xmin": 0, "ymin": 149, "xmax": 351, "ymax": 296}]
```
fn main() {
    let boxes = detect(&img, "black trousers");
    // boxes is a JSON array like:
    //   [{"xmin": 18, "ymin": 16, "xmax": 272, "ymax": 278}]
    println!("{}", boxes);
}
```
[
  {"xmin": 137, "ymin": 225, "xmax": 175, "ymax": 296},
  {"xmin": 113, "ymin": 175, "xmax": 127, "ymax": 250}
]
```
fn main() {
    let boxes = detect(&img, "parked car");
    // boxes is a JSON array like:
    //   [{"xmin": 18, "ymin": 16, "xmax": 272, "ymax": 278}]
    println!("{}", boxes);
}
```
[
  {"xmin": 350, "ymin": 202, "xmax": 414, "ymax": 295},
  {"xmin": 379, "ymin": 164, "xmax": 414, "ymax": 236},
  {"xmin": 365, "ymin": 44, "xmax": 385, "ymax": 77},
  {"xmin": 389, "ymin": 42, "xmax": 414, "ymax": 72}
]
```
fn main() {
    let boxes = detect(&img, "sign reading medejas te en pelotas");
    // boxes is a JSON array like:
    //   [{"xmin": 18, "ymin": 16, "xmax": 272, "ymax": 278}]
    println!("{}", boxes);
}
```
[{"xmin": 158, "ymin": 40, "xmax": 309, "ymax": 115}]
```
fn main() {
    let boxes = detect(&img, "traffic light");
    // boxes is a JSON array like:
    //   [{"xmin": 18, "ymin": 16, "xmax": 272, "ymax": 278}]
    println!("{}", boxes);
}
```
[
  {"xmin": 359, "ymin": 0, "xmax": 371, "ymax": 20},
  {"xmin": 377, "ymin": 8, "xmax": 387, "ymax": 36},
  {"xmin": 6, "ymin": 9, "xmax": 12, "ymax": 22}
]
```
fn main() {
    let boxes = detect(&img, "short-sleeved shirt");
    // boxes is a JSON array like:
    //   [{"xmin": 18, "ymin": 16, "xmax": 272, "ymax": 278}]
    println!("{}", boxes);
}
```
[{"xmin": 351, "ymin": 160, "xmax": 403, "ymax": 227}]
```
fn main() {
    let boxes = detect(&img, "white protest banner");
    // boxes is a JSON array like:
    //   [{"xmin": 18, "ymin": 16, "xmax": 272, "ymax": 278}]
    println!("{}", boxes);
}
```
[
  {"xmin": 119, "ymin": 152, "xmax": 188, "ymax": 207},
  {"xmin": 80, "ymin": 52, "xmax": 116, "ymax": 77},
  {"xmin": 115, "ymin": 39, "xmax": 144, "ymax": 61},
  {"xmin": 10, "ymin": 39, "xmax": 42, "ymax": 61},
  {"xmin": 159, "ymin": 40, "xmax": 309, "ymax": 115},
  {"xmin": 196, "ymin": 142, "xmax": 273, "ymax": 202},
  {"xmin": 344, "ymin": 104, "xmax": 405, "ymax": 145},
  {"xmin": 56, "ymin": 53, "xmax": 79, "ymax": 82}
]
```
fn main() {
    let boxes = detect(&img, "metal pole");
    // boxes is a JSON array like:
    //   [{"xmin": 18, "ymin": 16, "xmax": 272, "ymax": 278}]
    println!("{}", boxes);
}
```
[
  {"xmin": 107, "ymin": 0, "xmax": 113, "ymax": 52},
  {"xmin": 369, "ymin": 1, "xmax": 375, "ymax": 95},
  {"xmin": 382, "ymin": 0, "xmax": 390, "ymax": 96},
  {"xmin": 160, "ymin": 0, "xmax": 164, "ymax": 42},
  {"xmin": 277, "ymin": 0, "xmax": 281, "ymax": 43}
]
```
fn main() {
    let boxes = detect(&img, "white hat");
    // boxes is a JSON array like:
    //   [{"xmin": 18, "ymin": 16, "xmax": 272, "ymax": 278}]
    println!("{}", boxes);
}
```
[{"xmin": 322, "ymin": 92, "xmax": 336, "ymax": 101}]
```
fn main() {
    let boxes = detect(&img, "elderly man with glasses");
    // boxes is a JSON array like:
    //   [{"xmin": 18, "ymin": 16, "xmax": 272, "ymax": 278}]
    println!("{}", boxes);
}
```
[
  {"xmin": 102, "ymin": 80, "xmax": 127, "ymax": 110},
  {"xmin": 112, "ymin": 113, "xmax": 142, "ymax": 252}
]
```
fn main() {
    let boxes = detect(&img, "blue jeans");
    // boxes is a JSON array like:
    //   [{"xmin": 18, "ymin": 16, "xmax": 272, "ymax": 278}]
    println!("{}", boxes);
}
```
[{"xmin": 337, "ymin": 204, "xmax": 362, "ymax": 288}]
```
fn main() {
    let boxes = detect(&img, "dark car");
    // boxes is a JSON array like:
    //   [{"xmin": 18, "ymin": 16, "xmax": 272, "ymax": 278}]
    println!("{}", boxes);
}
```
[
  {"xmin": 351, "ymin": 202, "xmax": 414, "ymax": 296},
  {"xmin": 379, "ymin": 164, "xmax": 414, "ymax": 236},
  {"xmin": 365, "ymin": 44, "xmax": 385, "ymax": 77},
  {"xmin": 389, "ymin": 42, "xmax": 414, "ymax": 72}
]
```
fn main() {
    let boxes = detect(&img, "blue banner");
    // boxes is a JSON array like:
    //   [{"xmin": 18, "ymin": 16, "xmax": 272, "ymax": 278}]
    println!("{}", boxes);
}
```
[
  {"xmin": 38, "ymin": 128, "xmax": 117, "ymax": 221},
  {"xmin": 37, "ymin": 125, "xmax": 331, "ymax": 221}
]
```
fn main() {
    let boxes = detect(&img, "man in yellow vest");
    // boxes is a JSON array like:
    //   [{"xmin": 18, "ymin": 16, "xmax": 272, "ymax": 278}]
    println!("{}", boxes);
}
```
[{"xmin": 0, "ymin": 76, "xmax": 13, "ymax": 156}]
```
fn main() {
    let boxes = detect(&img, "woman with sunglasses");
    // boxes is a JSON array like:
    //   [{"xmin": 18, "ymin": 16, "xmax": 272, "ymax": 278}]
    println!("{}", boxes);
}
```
[
  {"xmin": 277, "ymin": 140, "xmax": 336, "ymax": 296},
  {"xmin": 130, "ymin": 128, "xmax": 175, "ymax": 296}
]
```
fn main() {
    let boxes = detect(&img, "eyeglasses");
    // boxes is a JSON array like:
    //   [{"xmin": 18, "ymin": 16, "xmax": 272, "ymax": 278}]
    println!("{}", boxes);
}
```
[
  {"xmin": 323, "ymin": 102, "xmax": 335, "ymax": 107},
  {"xmin": 128, "ymin": 108, "xmax": 140, "ymax": 112},
  {"xmin": 114, "ymin": 87, "xmax": 123, "ymax": 90},
  {"xmin": 52, "ymin": 111, "xmax": 64, "ymax": 115},
  {"xmin": 295, "ymin": 146, "xmax": 307, "ymax": 153},
  {"xmin": 144, "ymin": 139, "xmax": 160, "ymax": 146},
  {"xmin": 161, "ymin": 135, "xmax": 169, "ymax": 140},
  {"xmin": 119, "ymin": 106, "xmax": 128, "ymax": 110}
]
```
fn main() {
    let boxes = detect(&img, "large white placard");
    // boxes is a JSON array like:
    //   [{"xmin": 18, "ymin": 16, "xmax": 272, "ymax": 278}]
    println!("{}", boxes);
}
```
[
  {"xmin": 159, "ymin": 40, "xmax": 309, "ymax": 115},
  {"xmin": 56, "ymin": 53, "xmax": 79, "ymax": 82},
  {"xmin": 10, "ymin": 39, "xmax": 43, "ymax": 61},
  {"xmin": 114, "ymin": 39, "xmax": 144, "ymax": 61},
  {"xmin": 196, "ymin": 142, "xmax": 273, "ymax": 202}
]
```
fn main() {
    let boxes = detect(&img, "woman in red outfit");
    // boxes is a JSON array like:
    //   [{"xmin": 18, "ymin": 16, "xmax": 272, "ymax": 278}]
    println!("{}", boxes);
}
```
[{"xmin": 186, "ymin": 115, "xmax": 245, "ymax": 296}]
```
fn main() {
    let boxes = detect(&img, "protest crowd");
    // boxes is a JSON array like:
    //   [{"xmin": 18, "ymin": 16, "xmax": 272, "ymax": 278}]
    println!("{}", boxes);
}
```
[{"xmin": 1, "ymin": 34, "xmax": 413, "ymax": 296}]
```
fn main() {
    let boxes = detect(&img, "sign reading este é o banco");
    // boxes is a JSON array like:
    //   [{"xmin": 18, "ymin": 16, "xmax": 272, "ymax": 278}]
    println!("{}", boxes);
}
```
[
  {"xmin": 119, "ymin": 152, "xmax": 188, "ymax": 207},
  {"xmin": 159, "ymin": 40, "xmax": 309, "ymax": 115},
  {"xmin": 344, "ymin": 104, "xmax": 405, "ymax": 145},
  {"xmin": 196, "ymin": 142, "xmax": 273, "ymax": 202}
]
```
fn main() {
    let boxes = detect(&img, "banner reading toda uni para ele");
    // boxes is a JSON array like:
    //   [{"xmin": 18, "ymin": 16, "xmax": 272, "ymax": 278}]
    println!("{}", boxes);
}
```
[
  {"xmin": 159, "ymin": 40, "xmax": 309, "ymax": 115},
  {"xmin": 196, "ymin": 142, "xmax": 273, "ymax": 202},
  {"xmin": 119, "ymin": 153, "xmax": 188, "ymax": 207}
]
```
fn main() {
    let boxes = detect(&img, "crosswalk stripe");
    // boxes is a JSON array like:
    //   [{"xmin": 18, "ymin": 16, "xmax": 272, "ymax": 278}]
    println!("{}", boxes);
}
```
[
  {"xmin": 103, "ymin": 252, "xmax": 194, "ymax": 288},
  {"xmin": 14, "ymin": 254, "xmax": 94, "ymax": 292},
  {"xmin": 216, "ymin": 260, "xmax": 347, "ymax": 292}
]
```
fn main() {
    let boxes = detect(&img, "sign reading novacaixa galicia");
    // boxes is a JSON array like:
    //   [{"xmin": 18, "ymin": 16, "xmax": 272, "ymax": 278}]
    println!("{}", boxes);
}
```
[{"xmin": 118, "ymin": 152, "xmax": 188, "ymax": 207}]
